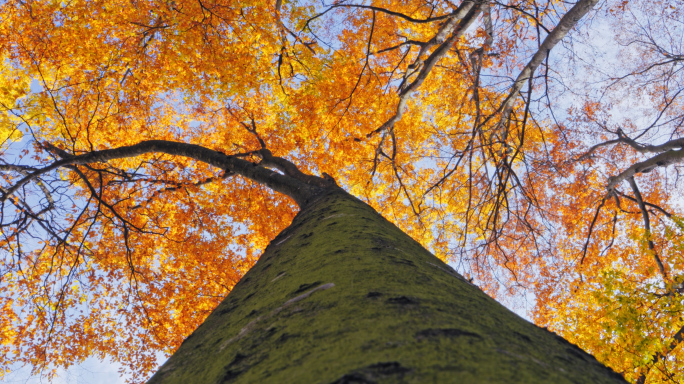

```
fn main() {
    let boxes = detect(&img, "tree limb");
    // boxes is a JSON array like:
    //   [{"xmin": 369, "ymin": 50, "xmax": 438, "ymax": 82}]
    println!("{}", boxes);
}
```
[
  {"xmin": 636, "ymin": 324, "xmax": 684, "ymax": 384},
  {"xmin": 607, "ymin": 149, "xmax": 684, "ymax": 191},
  {"xmin": 496, "ymin": 0, "xmax": 599, "ymax": 131},
  {"xmin": 7, "ymin": 140, "xmax": 333, "ymax": 208},
  {"xmin": 616, "ymin": 129, "xmax": 684, "ymax": 154},
  {"xmin": 628, "ymin": 177, "xmax": 667, "ymax": 279},
  {"xmin": 369, "ymin": 1, "xmax": 480, "ymax": 137}
]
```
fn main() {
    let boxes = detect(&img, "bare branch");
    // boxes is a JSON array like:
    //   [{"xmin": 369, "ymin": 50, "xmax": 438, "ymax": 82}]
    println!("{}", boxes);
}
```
[
  {"xmin": 6, "ymin": 141, "xmax": 333, "ymax": 208},
  {"xmin": 304, "ymin": 3, "xmax": 453, "ymax": 30},
  {"xmin": 497, "ymin": 0, "xmax": 599, "ymax": 130},
  {"xmin": 628, "ymin": 177, "xmax": 667, "ymax": 279},
  {"xmin": 615, "ymin": 190, "xmax": 673, "ymax": 218},
  {"xmin": 580, "ymin": 195, "xmax": 607, "ymax": 265},
  {"xmin": 369, "ymin": 1, "xmax": 481, "ymax": 137},
  {"xmin": 616, "ymin": 128, "xmax": 684, "ymax": 153},
  {"xmin": 607, "ymin": 149, "xmax": 684, "ymax": 191},
  {"xmin": 636, "ymin": 324, "xmax": 684, "ymax": 384}
]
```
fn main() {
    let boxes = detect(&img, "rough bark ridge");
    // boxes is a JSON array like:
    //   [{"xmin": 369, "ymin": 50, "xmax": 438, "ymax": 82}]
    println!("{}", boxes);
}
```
[{"xmin": 147, "ymin": 190, "xmax": 626, "ymax": 384}]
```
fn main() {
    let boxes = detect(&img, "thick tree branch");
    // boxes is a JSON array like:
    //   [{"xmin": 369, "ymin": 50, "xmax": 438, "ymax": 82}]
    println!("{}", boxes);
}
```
[
  {"xmin": 369, "ymin": 1, "xmax": 480, "ymax": 137},
  {"xmin": 582, "ymin": 130, "xmax": 684, "ymax": 161},
  {"xmin": 606, "ymin": 149, "xmax": 684, "ymax": 191},
  {"xmin": 257, "ymin": 148, "xmax": 338, "ymax": 190},
  {"xmin": 616, "ymin": 129, "xmax": 684, "ymax": 153},
  {"xmin": 6, "ymin": 140, "xmax": 332, "ymax": 208},
  {"xmin": 496, "ymin": 0, "xmax": 599, "ymax": 130}
]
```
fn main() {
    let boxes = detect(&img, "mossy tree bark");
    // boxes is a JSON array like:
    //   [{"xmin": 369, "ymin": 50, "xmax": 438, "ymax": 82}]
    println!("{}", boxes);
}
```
[{"xmin": 147, "ymin": 189, "xmax": 626, "ymax": 384}]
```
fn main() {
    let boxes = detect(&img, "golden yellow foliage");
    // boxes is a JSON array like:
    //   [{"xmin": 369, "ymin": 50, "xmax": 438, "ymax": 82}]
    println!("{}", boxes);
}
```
[{"xmin": 0, "ymin": 0, "xmax": 681, "ymax": 383}]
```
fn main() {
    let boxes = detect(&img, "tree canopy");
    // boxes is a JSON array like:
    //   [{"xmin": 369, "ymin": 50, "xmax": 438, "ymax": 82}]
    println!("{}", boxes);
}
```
[{"xmin": 0, "ymin": 0, "xmax": 682, "ymax": 382}]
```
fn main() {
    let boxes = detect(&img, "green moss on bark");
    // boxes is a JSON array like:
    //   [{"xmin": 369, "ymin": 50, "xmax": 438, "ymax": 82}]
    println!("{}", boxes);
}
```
[{"xmin": 148, "ymin": 190, "xmax": 626, "ymax": 384}]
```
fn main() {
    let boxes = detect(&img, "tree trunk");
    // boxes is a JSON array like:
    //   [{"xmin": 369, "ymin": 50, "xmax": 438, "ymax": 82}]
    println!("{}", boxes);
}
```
[{"xmin": 147, "ymin": 190, "xmax": 626, "ymax": 384}]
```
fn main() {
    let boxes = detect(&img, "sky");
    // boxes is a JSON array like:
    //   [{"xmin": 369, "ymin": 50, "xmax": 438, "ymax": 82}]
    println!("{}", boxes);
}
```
[
  {"xmin": 5, "ymin": 358, "xmax": 130, "ymax": 384},
  {"xmin": 5, "ymin": 2, "xmax": 540, "ymax": 383},
  {"xmin": 5, "ymin": 0, "xmax": 673, "ymax": 383}
]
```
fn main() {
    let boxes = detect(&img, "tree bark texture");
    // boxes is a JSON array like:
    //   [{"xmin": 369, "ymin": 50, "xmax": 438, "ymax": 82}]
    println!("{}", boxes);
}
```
[{"xmin": 147, "ymin": 190, "xmax": 626, "ymax": 384}]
